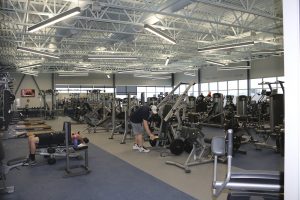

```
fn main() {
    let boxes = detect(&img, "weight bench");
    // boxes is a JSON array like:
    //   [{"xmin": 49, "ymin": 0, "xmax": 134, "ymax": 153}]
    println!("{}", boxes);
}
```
[
  {"xmin": 211, "ymin": 129, "xmax": 284, "ymax": 200},
  {"xmin": 34, "ymin": 131, "xmax": 89, "ymax": 165},
  {"xmin": 36, "ymin": 144, "xmax": 83, "ymax": 165},
  {"xmin": 0, "ymin": 139, "xmax": 27, "ymax": 194}
]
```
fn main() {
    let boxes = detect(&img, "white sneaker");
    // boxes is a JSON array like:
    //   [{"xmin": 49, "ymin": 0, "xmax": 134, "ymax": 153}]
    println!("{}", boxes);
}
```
[
  {"xmin": 139, "ymin": 146, "xmax": 150, "ymax": 153},
  {"xmin": 132, "ymin": 143, "xmax": 140, "ymax": 150}
]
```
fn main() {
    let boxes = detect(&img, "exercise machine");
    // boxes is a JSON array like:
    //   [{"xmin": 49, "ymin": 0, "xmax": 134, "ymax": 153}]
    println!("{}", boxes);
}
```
[
  {"xmin": 0, "ymin": 139, "xmax": 27, "ymax": 194},
  {"xmin": 165, "ymin": 125, "xmax": 214, "ymax": 173},
  {"xmin": 211, "ymin": 129, "xmax": 283, "ymax": 199}
]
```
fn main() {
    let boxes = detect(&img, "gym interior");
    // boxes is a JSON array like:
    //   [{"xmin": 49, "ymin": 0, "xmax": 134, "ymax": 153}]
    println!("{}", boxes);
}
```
[{"xmin": 1, "ymin": 1, "xmax": 300, "ymax": 199}]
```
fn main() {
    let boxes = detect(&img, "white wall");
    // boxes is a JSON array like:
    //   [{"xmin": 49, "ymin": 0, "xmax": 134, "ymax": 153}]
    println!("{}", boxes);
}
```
[
  {"xmin": 283, "ymin": 0, "xmax": 300, "ymax": 198},
  {"xmin": 116, "ymin": 74, "xmax": 171, "ymax": 86},
  {"xmin": 174, "ymin": 56, "xmax": 284, "ymax": 83},
  {"xmin": 12, "ymin": 73, "xmax": 52, "ymax": 108},
  {"xmin": 55, "ymin": 73, "xmax": 112, "ymax": 86},
  {"xmin": 174, "ymin": 73, "xmax": 198, "ymax": 85},
  {"xmin": 251, "ymin": 56, "xmax": 284, "ymax": 78}
]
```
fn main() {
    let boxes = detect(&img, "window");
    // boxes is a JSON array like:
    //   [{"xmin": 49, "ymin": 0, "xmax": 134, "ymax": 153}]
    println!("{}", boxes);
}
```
[
  {"xmin": 116, "ymin": 95, "xmax": 128, "ymax": 99},
  {"xmin": 228, "ymin": 80, "xmax": 238, "ymax": 100},
  {"xmin": 104, "ymin": 88, "xmax": 114, "ymax": 93},
  {"xmin": 228, "ymin": 90, "xmax": 238, "ymax": 103},
  {"xmin": 277, "ymin": 76, "xmax": 285, "ymax": 94},
  {"xmin": 156, "ymin": 87, "xmax": 165, "ymax": 95},
  {"xmin": 201, "ymin": 83, "xmax": 208, "ymax": 92},
  {"xmin": 228, "ymin": 81, "xmax": 237, "ymax": 90},
  {"xmin": 250, "ymin": 78, "xmax": 262, "ymax": 90},
  {"xmin": 218, "ymin": 81, "xmax": 227, "ymax": 91},
  {"xmin": 165, "ymin": 87, "xmax": 173, "ymax": 95},
  {"xmin": 218, "ymin": 81, "xmax": 227, "ymax": 95},
  {"xmin": 193, "ymin": 84, "xmax": 199, "ymax": 97},
  {"xmin": 179, "ymin": 84, "xmax": 187, "ymax": 94},
  {"xmin": 69, "ymin": 88, "xmax": 81, "ymax": 93},
  {"xmin": 209, "ymin": 82, "xmax": 218, "ymax": 91},
  {"xmin": 147, "ymin": 87, "xmax": 155, "ymax": 93},
  {"xmin": 262, "ymin": 77, "xmax": 276, "ymax": 90},
  {"xmin": 239, "ymin": 80, "xmax": 247, "ymax": 89},
  {"xmin": 137, "ymin": 87, "xmax": 146, "ymax": 93}
]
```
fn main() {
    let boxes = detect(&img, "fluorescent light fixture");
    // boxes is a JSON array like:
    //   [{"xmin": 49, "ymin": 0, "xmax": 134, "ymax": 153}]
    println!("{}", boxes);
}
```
[
  {"xmin": 59, "ymin": 72, "xmax": 88, "ymax": 76},
  {"xmin": 218, "ymin": 66, "xmax": 251, "ymax": 71},
  {"xmin": 106, "ymin": 74, "xmax": 110, "ymax": 78},
  {"xmin": 134, "ymin": 74, "xmax": 170, "ymax": 79},
  {"xmin": 28, "ymin": 7, "xmax": 81, "ymax": 33},
  {"xmin": 18, "ymin": 63, "xmax": 42, "ymax": 70},
  {"xmin": 21, "ymin": 71, "xmax": 38, "ymax": 76},
  {"xmin": 74, "ymin": 66, "xmax": 93, "ymax": 70},
  {"xmin": 197, "ymin": 41, "xmax": 255, "ymax": 53},
  {"xmin": 88, "ymin": 56, "xmax": 138, "ymax": 60},
  {"xmin": 251, "ymin": 49, "xmax": 284, "ymax": 55},
  {"xmin": 184, "ymin": 71, "xmax": 196, "ymax": 76},
  {"xmin": 206, "ymin": 60, "xmax": 226, "ymax": 66},
  {"xmin": 17, "ymin": 46, "xmax": 60, "ymax": 59},
  {"xmin": 144, "ymin": 24, "xmax": 176, "ymax": 45},
  {"xmin": 165, "ymin": 57, "xmax": 170, "ymax": 66},
  {"xmin": 150, "ymin": 76, "xmax": 171, "ymax": 80},
  {"xmin": 134, "ymin": 74, "xmax": 153, "ymax": 78}
]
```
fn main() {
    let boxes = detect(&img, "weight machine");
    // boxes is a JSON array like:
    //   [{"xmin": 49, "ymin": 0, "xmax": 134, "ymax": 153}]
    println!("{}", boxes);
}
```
[
  {"xmin": 254, "ymin": 81, "xmax": 284, "ymax": 154},
  {"xmin": 198, "ymin": 93, "xmax": 225, "ymax": 128},
  {"xmin": 150, "ymin": 82, "xmax": 197, "ymax": 155},
  {"xmin": 109, "ymin": 94, "xmax": 140, "ymax": 144},
  {"xmin": 165, "ymin": 124, "xmax": 215, "ymax": 173},
  {"xmin": 83, "ymin": 93, "xmax": 113, "ymax": 134},
  {"xmin": 0, "ymin": 75, "xmax": 15, "ymax": 130},
  {"xmin": 212, "ymin": 129, "xmax": 283, "ymax": 200}
]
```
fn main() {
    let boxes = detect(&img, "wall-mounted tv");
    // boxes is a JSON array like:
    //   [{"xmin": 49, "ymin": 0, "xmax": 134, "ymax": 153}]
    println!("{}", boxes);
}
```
[{"xmin": 21, "ymin": 89, "xmax": 35, "ymax": 97}]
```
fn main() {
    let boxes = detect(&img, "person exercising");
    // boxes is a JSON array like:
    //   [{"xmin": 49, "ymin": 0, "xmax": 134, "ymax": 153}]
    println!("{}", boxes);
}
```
[
  {"xmin": 130, "ymin": 105, "xmax": 158, "ymax": 153},
  {"xmin": 24, "ymin": 131, "xmax": 87, "ymax": 166}
]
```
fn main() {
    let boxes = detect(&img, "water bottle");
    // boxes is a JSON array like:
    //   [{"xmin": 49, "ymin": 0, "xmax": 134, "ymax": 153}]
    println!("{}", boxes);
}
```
[{"xmin": 73, "ymin": 134, "xmax": 78, "ymax": 148}]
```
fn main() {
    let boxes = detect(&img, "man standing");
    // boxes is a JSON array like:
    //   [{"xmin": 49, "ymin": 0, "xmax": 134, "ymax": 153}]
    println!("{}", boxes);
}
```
[{"xmin": 130, "ymin": 105, "xmax": 158, "ymax": 152}]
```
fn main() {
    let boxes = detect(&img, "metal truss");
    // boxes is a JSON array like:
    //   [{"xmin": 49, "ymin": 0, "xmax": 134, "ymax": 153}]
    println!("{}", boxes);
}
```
[{"xmin": 0, "ymin": 0, "xmax": 283, "ymax": 74}]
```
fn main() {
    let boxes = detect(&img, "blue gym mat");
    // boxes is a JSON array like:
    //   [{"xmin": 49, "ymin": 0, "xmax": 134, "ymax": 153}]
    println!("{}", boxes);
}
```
[{"xmin": 1, "ymin": 138, "xmax": 196, "ymax": 200}]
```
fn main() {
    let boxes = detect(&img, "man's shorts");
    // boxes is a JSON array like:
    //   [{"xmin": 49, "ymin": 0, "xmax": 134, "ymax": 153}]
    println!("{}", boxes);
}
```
[
  {"xmin": 37, "ymin": 132, "xmax": 65, "ymax": 146},
  {"xmin": 131, "ymin": 122, "xmax": 144, "ymax": 135}
]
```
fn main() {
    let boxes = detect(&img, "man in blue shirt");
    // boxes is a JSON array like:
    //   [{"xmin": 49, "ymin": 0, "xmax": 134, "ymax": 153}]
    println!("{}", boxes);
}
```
[{"xmin": 130, "ymin": 105, "xmax": 158, "ymax": 152}]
